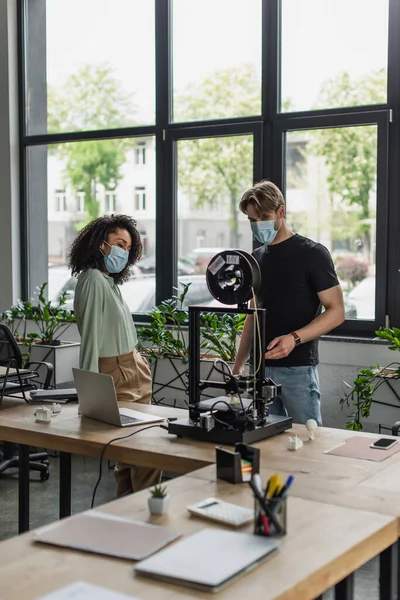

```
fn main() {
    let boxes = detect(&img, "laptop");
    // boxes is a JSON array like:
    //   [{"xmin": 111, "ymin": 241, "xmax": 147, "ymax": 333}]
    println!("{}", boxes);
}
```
[
  {"xmin": 135, "ymin": 528, "xmax": 279, "ymax": 592},
  {"xmin": 72, "ymin": 368, "xmax": 164, "ymax": 428}
]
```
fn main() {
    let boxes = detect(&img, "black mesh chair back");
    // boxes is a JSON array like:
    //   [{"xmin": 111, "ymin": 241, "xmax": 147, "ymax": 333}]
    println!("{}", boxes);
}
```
[{"xmin": 0, "ymin": 324, "xmax": 23, "ymax": 369}]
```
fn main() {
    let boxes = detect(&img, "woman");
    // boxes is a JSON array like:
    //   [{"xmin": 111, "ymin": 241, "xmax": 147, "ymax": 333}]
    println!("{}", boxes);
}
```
[{"xmin": 69, "ymin": 214, "xmax": 161, "ymax": 497}]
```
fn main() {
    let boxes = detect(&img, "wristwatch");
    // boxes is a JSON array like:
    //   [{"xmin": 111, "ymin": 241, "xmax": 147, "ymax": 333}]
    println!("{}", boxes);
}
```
[{"xmin": 290, "ymin": 331, "xmax": 301, "ymax": 347}]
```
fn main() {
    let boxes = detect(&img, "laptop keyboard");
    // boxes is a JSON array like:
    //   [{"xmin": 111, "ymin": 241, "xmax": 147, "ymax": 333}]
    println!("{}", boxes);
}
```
[{"xmin": 120, "ymin": 414, "xmax": 142, "ymax": 425}]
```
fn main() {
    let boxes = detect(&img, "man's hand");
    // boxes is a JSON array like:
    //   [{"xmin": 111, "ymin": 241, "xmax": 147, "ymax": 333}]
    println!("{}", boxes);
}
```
[{"xmin": 264, "ymin": 334, "xmax": 296, "ymax": 360}]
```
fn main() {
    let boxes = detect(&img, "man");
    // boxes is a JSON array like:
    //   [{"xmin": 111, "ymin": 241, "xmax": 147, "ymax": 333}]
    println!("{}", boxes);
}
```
[{"xmin": 232, "ymin": 180, "xmax": 345, "ymax": 425}]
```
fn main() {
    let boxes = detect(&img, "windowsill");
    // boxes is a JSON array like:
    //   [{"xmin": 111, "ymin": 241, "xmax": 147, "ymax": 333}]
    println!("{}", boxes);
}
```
[{"xmin": 321, "ymin": 334, "xmax": 387, "ymax": 345}]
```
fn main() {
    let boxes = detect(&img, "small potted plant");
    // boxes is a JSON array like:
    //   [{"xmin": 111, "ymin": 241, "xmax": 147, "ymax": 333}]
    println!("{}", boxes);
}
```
[{"xmin": 148, "ymin": 484, "xmax": 170, "ymax": 515}]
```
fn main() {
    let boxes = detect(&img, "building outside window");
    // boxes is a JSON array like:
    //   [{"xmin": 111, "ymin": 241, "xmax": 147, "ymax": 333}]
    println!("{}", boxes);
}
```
[
  {"xmin": 135, "ymin": 143, "xmax": 146, "ymax": 165},
  {"xmin": 105, "ymin": 191, "xmax": 117, "ymax": 213},
  {"xmin": 55, "ymin": 191, "xmax": 67, "ymax": 213},
  {"xmin": 134, "ymin": 186, "xmax": 146, "ymax": 211},
  {"xmin": 77, "ymin": 191, "xmax": 85, "ymax": 214}
]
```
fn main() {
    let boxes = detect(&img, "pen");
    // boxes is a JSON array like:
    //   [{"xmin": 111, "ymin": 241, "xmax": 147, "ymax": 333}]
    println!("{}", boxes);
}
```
[
  {"xmin": 252, "ymin": 475, "xmax": 269, "ymax": 535},
  {"xmin": 277, "ymin": 475, "xmax": 294, "ymax": 499}
]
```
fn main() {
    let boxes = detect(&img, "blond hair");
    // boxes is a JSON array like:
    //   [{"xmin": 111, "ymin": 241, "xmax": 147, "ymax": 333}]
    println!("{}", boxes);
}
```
[{"xmin": 239, "ymin": 180, "xmax": 285, "ymax": 216}]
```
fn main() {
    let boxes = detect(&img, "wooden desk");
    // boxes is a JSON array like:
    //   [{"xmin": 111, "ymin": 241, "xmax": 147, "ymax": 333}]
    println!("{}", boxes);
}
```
[
  {"xmin": 0, "ymin": 473, "xmax": 397, "ymax": 600},
  {"xmin": 0, "ymin": 400, "xmax": 214, "ymax": 533},
  {"xmin": 192, "ymin": 425, "xmax": 400, "ymax": 600},
  {"xmin": 0, "ymin": 401, "xmax": 215, "ymax": 471}
]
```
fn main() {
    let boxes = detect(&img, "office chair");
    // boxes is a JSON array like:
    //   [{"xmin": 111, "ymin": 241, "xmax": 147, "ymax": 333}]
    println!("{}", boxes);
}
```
[
  {"xmin": 0, "ymin": 324, "xmax": 54, "ymax": 480},
  {"xmin": 392, "ymin": 422, "xmax": 400, "ymax": 436}
]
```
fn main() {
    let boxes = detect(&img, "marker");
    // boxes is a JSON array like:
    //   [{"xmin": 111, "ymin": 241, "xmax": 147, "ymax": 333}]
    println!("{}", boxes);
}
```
[{"xmin": 277, "ymin": 475, "xmax": 294, "ymax": 499}]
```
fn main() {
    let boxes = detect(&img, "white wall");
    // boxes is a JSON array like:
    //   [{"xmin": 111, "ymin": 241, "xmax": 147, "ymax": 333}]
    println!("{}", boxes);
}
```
[
  {"xmin": 0, "ymin": 0, "xmax": 21, "ymax": 311},
  {"xmin": 319, "ymin": 339, "xmax": 399, "ymax": 431}
]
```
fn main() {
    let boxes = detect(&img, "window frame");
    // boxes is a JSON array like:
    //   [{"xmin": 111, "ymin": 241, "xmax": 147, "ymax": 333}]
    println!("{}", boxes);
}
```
[{"xmin": 17, "ymin": 0, "xmax": 400, "ymax": 332}]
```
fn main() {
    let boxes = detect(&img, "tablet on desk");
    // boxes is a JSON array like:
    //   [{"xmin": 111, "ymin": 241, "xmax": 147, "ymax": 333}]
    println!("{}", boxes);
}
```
[
  {"xmin": 29, "ymin": 389, "xmax": 78, "ymax": 403},
  {"xmin": 135, "ymin": 528, "xmax": 279, "ymax": 592}
]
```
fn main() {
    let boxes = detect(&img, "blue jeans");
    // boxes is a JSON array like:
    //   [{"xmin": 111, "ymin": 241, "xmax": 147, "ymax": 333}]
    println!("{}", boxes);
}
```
[{"xmin": 265, "ymin": 366, "xmax": 322, "ymax": 425}]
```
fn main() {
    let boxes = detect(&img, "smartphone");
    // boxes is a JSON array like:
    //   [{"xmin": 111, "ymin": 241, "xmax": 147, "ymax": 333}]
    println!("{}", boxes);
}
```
[{"xmin": 370, "ymin": 438, "xmax": 398, "ymax": 450}]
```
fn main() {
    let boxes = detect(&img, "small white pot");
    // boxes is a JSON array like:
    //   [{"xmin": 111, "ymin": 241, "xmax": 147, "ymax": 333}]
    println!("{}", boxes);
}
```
[{"xmin": 148, "ymin": 495, "xmax": 170, "ymax": 515}]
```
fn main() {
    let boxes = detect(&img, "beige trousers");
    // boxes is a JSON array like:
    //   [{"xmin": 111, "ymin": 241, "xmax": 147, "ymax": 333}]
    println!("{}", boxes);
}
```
[{"xmin": 98, "ymin": 349, "xmax": 162, "ymax": 498}]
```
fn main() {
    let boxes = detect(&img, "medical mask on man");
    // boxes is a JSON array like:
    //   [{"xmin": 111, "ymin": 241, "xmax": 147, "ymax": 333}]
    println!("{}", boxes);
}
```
[
  {"xmin": 102, "ymin": 241, "xmax": 129, "ymax": 273},
  {"xmin": 251, "ymin": 218, "xmax": 281, "ymax": 245}
]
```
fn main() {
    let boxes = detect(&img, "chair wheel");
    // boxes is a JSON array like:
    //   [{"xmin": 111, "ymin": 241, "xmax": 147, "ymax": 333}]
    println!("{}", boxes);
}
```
[{"xmin": 40, "ymin": 470, "xmax": 50, "ymax": 481}]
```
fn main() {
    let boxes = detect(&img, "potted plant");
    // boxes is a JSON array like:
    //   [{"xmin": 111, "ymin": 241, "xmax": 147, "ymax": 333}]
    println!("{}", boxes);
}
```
[
  {"xmin": 1, "ymin": 282, "xmax": 80, "ymax": 386},
  {"xmin": 148, "ymin": 484, "xmax": 170, "ymax": 515},
  {"xmin": 340, "ymin": 327, "xmax": 400, "ymax": 430},
  {"xmin": 137, "ymin": 283, "xmax": 246, "ymax": 408}
]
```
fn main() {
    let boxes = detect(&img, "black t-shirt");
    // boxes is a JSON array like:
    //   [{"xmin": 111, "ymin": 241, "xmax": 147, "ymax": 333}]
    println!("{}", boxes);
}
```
[{"xmin": 252, "ymin": 234, "xmax": 339, "ymax": 367}]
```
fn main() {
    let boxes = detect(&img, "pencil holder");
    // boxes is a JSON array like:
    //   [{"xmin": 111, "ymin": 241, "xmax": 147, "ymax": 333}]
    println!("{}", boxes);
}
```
[{"xmin": 254, "ymin": 496, "xmax": 287, "ymax": 538}]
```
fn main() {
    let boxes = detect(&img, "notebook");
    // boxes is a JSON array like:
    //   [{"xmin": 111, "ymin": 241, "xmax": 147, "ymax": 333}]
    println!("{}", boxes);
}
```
[
  {"xmin": 135, "ymin": 528, "xmax": 279, "ymax": 592},
  {"xmin": 33, "ymin": 511, "xmax": 180, "ymax": 560}
]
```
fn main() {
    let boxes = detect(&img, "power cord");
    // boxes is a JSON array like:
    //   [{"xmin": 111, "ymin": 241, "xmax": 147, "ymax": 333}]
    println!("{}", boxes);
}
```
[
  {"xmin": 251, "ymin": 287, "xmax": 263, "ymax": 377},
  {"xmin": 91, "ymin": 423, "xmax": 163, "ymax": 509}
]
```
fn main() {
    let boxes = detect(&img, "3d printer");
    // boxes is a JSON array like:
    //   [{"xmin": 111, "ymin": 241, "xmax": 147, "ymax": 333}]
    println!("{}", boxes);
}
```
[{"xmin": 167, "ymin": 249, "xmax": 293, "ymax": 444}]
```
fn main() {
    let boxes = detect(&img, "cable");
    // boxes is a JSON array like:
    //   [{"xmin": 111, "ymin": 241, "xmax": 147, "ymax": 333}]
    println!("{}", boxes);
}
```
[
  {"xmin": 211, "ymin": 358, "xmax": 251, "ymax": 421},
  {"xmin": 209, "ymin": 399, "xmax": 236, "ymax": 430},
  {"xmin": 251, "ymin": 287, "xmax": 263, "ymax": 377},
  {"xmin": 91, "ymin": 423, "xmax": 163, "ymax": 509}
]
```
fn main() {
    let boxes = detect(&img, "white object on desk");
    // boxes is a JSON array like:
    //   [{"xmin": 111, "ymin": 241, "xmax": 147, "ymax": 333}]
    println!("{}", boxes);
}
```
[
  {"xmin": 186, "ymin": 497, "xmax": 254, "ymax": 527},
  {"xmin": 34, "ymin": 406, "xmax": 52, "ymax": 423},
  {"xmin": 306, "ymin": 419, "xmax": 318, "ymax": 440},
  {"xmin": 51, "ymin": 402, "xmax": 62, "ymax": 415},
  {"xmin": 37, "ymin": 581, "xmax": 141, "ymax": 600},
  {"xmin": 287, "ymin": 434, "xmax": 303, "ymax": 451}
]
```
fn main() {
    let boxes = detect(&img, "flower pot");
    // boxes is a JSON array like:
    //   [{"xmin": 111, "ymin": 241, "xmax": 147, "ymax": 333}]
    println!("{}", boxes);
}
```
[
  {"xmin": 148, "ymin": 494, "xmax": 170, "ymax": 516},
  {"xmin": 17, "ymin": 340, "xmax": 80, "ymax": 387}
]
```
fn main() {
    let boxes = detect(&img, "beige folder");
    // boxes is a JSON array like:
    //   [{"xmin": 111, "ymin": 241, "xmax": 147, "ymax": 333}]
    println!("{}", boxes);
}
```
[{"xmin": 33, "ymin": 511, "xmax": 180, "ymax": 560}]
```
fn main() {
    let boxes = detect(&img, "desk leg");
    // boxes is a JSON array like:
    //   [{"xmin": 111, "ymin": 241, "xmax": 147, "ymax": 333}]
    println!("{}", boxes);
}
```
[
  {"xmin": 18, "ymin": 444, "xmax": 30, "ymax": 534},
  {"xmin": 334, "ymin": 573, "xmax": 354, "ymax": 600},
  {"xmin": 59, "ymin": 452, "xmax": 72, "ymax": 519},
  {"xmin": 380, "ymin": 542, "xmax": 397, "ymax": 600}
]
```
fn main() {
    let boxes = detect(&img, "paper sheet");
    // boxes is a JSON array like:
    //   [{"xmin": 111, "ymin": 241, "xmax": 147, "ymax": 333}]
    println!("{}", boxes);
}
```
[{"xmin": 37, "ymin": 582, "xmax": 140, "ymax": 600}]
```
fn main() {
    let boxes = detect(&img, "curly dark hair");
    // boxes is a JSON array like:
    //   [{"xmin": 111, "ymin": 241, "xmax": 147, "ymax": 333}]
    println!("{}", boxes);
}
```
[{"xmin": 68, "ymin": 214, "xmax": 143, "ymax": 284}]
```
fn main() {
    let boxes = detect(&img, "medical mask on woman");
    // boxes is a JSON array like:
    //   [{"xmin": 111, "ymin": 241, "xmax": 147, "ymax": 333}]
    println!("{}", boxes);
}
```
[
  {"xmin": 102, "ymin": 242, "xmax": 129, "ymax": 273},
  {"xmin": 251, "ymin": 219, "xmax": 280, "ymax": 245}
]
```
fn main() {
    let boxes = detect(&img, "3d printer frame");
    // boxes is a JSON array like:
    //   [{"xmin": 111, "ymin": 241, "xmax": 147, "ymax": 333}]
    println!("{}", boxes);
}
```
[{"xmin": 167, "ymin": 304, "xmax": 292, "ymax": 444}]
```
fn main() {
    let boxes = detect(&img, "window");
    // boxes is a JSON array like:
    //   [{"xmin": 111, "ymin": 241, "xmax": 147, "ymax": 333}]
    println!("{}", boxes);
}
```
[
  {"xmin": 26, "ymin": 137, "xmax": 155, "ymax": 289},
  {"xmin": 55, "ymin": 191, "xmax": 67, "ymax": 213},
  {"xmin": 105, "ymin": 191, "xmax": 117, "ymax": 213},
  {"xmin": 77, "ymin": 191, "xmax": 85, "ymax": 214},
  {"xmin": 172, "ymin": 0, "xmax": 262, "ymax": 122},
  {"xmin": 135, "ymin": 143, "xmax": 146, "ymax": 165},
  {"xmin": 25, "ymin": 0, "xmax": 155, "ymax": 135},
  {"xmin": 285, "ymin": 126, "xmax": 378, "ymax": 321},
  {"xmin": 134, "ymin": 187, "xmax": 146, "ymax": 211},
  {"xmin": 281, "ymin": 0, "xmax": 389, "ymax": 113},
  {"xmin": 177, "ymin": 135, "xmax": 254, "ymax": 282}
]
